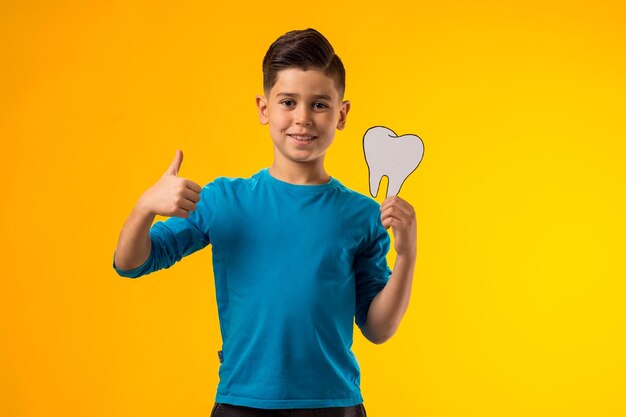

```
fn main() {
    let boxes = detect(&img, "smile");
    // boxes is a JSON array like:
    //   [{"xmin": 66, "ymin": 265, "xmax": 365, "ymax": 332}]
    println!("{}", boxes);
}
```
[{"xmin": 288, "ymin": 134, "xmax": 318, "ymax": 142}]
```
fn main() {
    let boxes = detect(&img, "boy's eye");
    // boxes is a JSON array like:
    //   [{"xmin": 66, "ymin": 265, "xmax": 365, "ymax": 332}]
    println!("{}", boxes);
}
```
[{"xmin": 280, "ymin": 100, "xmax": 329, "ymax": 109}]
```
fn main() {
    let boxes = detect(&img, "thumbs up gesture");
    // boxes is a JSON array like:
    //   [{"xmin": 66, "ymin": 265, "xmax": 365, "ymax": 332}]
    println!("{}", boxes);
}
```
[{"xmin": 137, "ymin": 150, "xmax": 202, "ymax": 218}]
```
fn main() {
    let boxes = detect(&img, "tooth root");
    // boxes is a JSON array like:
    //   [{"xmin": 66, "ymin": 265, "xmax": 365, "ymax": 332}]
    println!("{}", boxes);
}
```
[
  {"xmin": 368, "ymin": 166, "xmax": 384, "ymax": 198},
  {"xmin": 363, "ymin": 126, "xmax": 424, "ymax": 199},
  {"xmin": 387, "ymin": 171, "xmax": 404, "ymax": 197}
]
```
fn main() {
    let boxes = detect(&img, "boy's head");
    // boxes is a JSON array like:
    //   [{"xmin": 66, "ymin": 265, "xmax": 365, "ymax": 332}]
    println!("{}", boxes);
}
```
[
  {"xmin": 256, "ymin": 28, "xmax": 351, "ymax": 170},
  {"xmin": 262, "ymin": 28, "xmax": 346, "ymax": 102}
]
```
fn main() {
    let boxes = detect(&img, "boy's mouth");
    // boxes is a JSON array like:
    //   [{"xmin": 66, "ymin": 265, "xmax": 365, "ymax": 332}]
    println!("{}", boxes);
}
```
[{"xmin": 288, "ymin": 134, "xmax": 318, "ymax": 142}]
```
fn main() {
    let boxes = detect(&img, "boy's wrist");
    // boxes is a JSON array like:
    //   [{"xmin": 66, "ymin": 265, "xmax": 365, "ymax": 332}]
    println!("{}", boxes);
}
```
[
  {"xmin": 395, "ymin": 252, "xmax": 416, "ymax": 264},
  {"xmin": 134, "ymin": 198, "xmax": 155, "ymax": 217}
]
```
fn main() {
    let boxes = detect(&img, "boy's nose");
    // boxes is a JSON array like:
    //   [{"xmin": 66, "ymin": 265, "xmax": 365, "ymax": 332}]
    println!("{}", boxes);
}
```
[{"xmin": 295, "ymin": 107, "xmax": 313, "ymax": 126}]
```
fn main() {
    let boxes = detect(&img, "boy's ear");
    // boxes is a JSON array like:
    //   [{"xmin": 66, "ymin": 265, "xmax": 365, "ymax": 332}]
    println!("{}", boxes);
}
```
[
  {"xmin": 256, "ymin": 94, "xmax": 269, "ymax": 125},
  {"xmin": 336, "ymin": 100, "xmax": 351, "ymax": 130}
]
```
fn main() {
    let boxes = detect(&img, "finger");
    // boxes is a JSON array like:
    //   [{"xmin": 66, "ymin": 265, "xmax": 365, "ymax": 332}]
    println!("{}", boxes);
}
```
[
  {"xmin": 380, "ymin": 195, "xmax": 400, "ymax": 212},
  {"xmin": 380, "ymin": 213, "xmax": 410, "ymax": 224},
  {"xmin": 381, "ymin": 204, "xmax": 411, "ymax": 220},
  {"xmin": 165, "ymin": 149, "xmax": 183, "ymax": 176},
  {"xmin": 381, "ymin": 195, "xmax": 412, "ymax": 212},
  {"xmin": 184, "ymin": 180, "xmax": 202, "ymax": 194},
  {"xmin": 174, "ymin": 207, "xmax": 190, "ymax": 218},
  {"xmin": 182, "ymin": 187, "xmax": 201, "ymax": 203},
  {"xmin": 178, "ymin": 198, "xmax": 197, "ymax": 213},
  {"xmin": 394, "ymin": 197, "xmax": 415, "ymax": 215},
  {"xmin": 381, "ymin": 216, "xmax": 403, "ymax": 230},
  {"xmin": 381, "ymin": 204, "xmax": 412, "ymax": 220}
]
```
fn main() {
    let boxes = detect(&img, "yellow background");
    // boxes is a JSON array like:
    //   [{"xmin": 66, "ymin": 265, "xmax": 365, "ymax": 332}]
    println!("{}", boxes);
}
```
[{"xmin": 1, "ymin": 1, "xmax": 625, "ymax": 416}]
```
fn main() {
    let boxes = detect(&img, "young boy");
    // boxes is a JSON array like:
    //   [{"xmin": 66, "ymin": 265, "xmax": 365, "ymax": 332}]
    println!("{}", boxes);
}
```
[{"xmin": 113, "ymin": 28, "xmax": 417, "ymax": 417}]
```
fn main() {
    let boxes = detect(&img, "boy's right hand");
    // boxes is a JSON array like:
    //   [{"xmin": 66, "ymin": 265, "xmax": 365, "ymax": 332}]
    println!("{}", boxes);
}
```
[{"xmin": 137, "ymin": 149, "xmax": 202, "ymax": 218}]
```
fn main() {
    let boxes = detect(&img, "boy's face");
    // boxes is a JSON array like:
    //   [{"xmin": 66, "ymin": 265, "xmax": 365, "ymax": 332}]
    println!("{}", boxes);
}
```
[{"xmin": 256, "ymin": 68, "xmax": 350, "ymax": 168}]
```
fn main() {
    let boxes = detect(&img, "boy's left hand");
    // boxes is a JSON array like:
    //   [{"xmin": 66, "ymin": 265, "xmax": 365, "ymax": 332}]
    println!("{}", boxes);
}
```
[{"xmin": 380, "ymin": 195, "xmax": 417, "ymax": 259}]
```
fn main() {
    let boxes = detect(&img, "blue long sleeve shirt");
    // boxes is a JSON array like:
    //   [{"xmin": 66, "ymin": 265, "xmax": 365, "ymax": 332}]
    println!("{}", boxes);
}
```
[{"xmin": 113, "ymin": 167, "xmax": 392, "ymax": 409}]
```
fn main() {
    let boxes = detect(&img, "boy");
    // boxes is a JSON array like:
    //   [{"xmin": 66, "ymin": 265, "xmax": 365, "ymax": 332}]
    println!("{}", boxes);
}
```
[{"xmin": 113, "ymin": 28, "xmax": 417, "ymax": 417}]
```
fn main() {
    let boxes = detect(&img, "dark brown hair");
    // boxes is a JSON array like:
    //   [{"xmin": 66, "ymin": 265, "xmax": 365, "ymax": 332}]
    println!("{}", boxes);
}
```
[{"xmin": 262, "ymin": 28, "xmax": 346, "ymax": 101}]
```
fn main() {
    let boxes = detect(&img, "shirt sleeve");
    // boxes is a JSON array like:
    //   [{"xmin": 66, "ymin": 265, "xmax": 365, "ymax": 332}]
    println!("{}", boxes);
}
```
[
  {"xmin": 113, "ymin": 181, "xmax": 215, "ymax": 278},
  {"xmin": 353, "ymin": 204, "xmax": 392, "ymax": 329}
]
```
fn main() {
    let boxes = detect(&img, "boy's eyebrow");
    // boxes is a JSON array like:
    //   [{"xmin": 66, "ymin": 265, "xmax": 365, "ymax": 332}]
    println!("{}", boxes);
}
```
[{"xmin": 276, "ymin": 92, "xmax": 332, "ymax": 100}]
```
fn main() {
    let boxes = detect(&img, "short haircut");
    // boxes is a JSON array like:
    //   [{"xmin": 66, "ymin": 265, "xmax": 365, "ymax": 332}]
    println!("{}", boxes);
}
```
[{"xmin": 262, "ymin": 28, "xmax": 346, "ymax": 101}]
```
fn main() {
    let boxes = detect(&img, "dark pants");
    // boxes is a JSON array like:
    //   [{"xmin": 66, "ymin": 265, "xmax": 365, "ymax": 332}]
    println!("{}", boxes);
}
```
[{"xmin": 210, "ymin": 402, "xmax": 367, "ymax": 417}]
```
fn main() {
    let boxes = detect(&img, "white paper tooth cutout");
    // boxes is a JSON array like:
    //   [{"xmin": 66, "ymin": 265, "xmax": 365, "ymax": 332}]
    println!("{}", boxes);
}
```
[{"xmin": 363, "ymin": 126, "xmax": 424, "ymax": 198}]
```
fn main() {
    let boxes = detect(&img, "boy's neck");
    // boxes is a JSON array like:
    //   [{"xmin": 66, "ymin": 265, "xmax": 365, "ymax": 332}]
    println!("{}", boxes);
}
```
[{"xmin": 268, "ymin": 162, "xmax": 331, "ymax": 185}]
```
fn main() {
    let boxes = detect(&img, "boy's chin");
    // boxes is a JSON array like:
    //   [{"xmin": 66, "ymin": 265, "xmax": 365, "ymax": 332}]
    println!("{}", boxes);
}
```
[
  {"xmin": 288, "ymin": 155, "xmax": 325, "ymax": 163},
  {"xmin": 276, "ymin": 152, "xmax": 327, "ymax": 165}
]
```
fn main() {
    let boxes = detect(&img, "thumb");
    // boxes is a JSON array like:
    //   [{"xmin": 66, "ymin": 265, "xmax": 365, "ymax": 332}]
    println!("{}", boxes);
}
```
[{"xmin": 165, "ymin": 149, "xmax": 183, "ymax": 176}]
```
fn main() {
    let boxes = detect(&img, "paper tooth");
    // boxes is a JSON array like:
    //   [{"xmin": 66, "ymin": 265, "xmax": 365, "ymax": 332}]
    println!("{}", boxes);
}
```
[{"xmin": 363, "ymin": 126, "xmax": 424, "ymax": 198}]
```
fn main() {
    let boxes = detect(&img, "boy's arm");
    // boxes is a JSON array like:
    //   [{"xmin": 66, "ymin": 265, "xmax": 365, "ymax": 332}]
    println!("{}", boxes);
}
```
[
  {"xmin": 360, "ymin": 195, "xmax": 417, "ymax": 344},
  {"xmin": 113, "ymin": 150, "xmax": 211, "ymax": 278},
  {"xmin": 113, "ymin": 200, "xmax": 155, "ymax": 271},
  {"xmin": 360, "ymin": 254, "xmax": 416, "ymax": 344}
]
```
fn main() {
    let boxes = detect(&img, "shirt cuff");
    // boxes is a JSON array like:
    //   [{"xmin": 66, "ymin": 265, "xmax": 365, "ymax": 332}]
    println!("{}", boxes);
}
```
[{"xmin": 112, "ymin": 251, "xmax": 150, "ymax": 278}]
